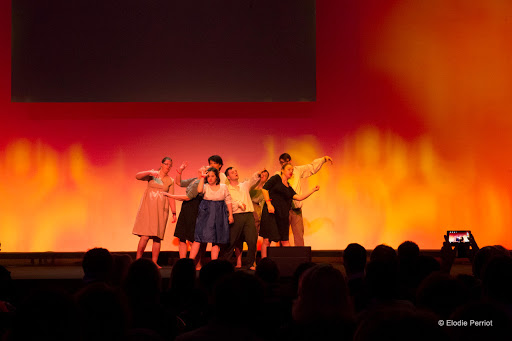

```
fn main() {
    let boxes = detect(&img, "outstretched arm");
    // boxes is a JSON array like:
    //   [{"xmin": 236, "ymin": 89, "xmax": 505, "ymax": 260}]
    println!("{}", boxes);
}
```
[
  {"xmin": 163, "ymin": 193, "xmax": 191, "ymax": 201},
  {"xmin": 293, "ymin": 186, "xmax": 320, "ymax": 201},
  {"xmin": 135, "ymin": 169, "xmax": 159, "ymax": 181},
  {"xmin": 295, "ymin": 156, "xmax": 333, "ymax": 178}
]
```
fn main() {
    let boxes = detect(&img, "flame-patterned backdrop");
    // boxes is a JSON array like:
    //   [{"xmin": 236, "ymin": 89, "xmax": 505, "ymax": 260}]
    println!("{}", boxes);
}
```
[{"xmin": 1, "ymin": 1, "xmax": 511, "ymax": 251}]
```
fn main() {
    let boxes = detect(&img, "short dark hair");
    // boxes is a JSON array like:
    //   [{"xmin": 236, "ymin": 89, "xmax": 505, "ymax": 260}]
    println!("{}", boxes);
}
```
[
  {"xmin": 208, "ymin": 155, "xmax": 224, "ymax": 168},
  {"xmin": 206, "ymin": 167, "xmax": 221, "ymax": 185},
  {"xmin": 224, "ymin": 166, "xmax": 234, "ymax": 178},
  {"xmin": 161, "ymin": 156, "xmax": 172, "ymax": 164},
  {"xmin": 279, "ymin": 153, "xmax": 291, "ymax": 161}
]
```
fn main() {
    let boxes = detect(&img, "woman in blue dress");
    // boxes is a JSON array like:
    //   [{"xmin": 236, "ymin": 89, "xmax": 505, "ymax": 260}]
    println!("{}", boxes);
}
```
[{"xmin": 189, "ymin": 167, "xmax": 234, "ymax": 262}]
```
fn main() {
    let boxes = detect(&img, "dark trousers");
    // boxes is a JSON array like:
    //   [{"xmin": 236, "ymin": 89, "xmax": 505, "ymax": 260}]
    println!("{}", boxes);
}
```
[{"xmin": 222, "ymin": 212, "xmax": 258, "ymax": 266}]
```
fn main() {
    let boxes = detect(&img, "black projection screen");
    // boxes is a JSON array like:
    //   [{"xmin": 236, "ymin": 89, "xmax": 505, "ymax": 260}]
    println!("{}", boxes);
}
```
[{"xmin": 11, "ymin": 0, "xmax": 316, "ymax": 102}]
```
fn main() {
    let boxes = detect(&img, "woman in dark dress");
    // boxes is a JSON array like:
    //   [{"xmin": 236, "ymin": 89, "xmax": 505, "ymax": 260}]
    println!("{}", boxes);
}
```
[{"xmin": 259, "ymin": 163, "xmax": 320, "ymax": 258}]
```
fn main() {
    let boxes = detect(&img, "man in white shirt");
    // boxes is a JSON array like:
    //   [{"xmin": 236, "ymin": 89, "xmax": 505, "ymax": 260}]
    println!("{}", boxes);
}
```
[
  {"xmin": 222, "ymin": 167, "xmax": 262, "ymax": 269},
  {"xmin": 278, "ymin": 153, "xmax": 333, "ymax": 246}
]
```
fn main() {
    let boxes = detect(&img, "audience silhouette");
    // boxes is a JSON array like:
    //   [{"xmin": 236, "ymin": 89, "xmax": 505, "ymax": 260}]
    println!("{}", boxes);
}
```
[{"xmin": 1, "ymin": 236, "xmax": 511, "ymax": 341}]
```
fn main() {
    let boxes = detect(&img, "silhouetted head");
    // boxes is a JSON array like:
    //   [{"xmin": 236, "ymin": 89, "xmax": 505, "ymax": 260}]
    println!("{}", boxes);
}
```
[
  {"xmin": 213, "ymin": 271, "xmax": 264, "ymax": 327},
  {"xmin": 416, "ymin": 272, "xmax": 469, "ymax": 319},
  {"xmin": 82, "ymin": 247, "xmax": 114, "ymax": 284},
  {"xmin": 255, "ymin": 257, "xmax": 280, "ymax": 284},
  {"xmin": 472, "ymin": 245, "xmax": 509, "ymax": 279},
  {"xmin": 397, "ymin": 241, "xmax": 420, "ymax": 262},
  {"xmin": 370, "ymin": 244, "xmax": 397, "ymax": 264},
  {"xmin": 344, "ymin": 243, "xmax": 367, "ymax": 275},
  {"xmin": 199, "ymin": 259, "xmax": 234, "ymax": 297},
  {"xmin": 169, "ymin": 258, "xmax": 196, "ymax": 292},
  {"xmin": 292, "ymin": 264, "xmax": 352, "ymax": 323},
  {"xmin": 75, "ymin": 282, "xmax": 128, "ymax": 340},
  {"xmin": 123, "ymin": 258, "xmax": 161, "ymax": 304},
  {"xmin": 482, "ymin": 254, "xmax": 512, "ymax": 305}
]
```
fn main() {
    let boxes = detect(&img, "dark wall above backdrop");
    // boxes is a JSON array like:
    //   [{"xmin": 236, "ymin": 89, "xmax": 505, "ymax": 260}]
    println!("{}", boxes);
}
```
[{"xmin": 11, "ymin": 0, "xmax": 316, "ymax": 102}]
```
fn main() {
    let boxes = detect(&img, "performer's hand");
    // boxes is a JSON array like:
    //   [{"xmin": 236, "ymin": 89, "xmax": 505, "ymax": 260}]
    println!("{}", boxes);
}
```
[
  {"xmin": 324, "ymin": 156, "xmax": 333, "ymax": 165},
  {"xmin": 240, "ymin": 203, "xmax": 246, "ymax": 211},
  {"xmin": 179, "ymin": 161, "xmax": 188, "ymax": 172},
  {"xmin": 171, "ymin": 213, "xmax": 177, "ymax": 223},
  {"xmin": 198, "ymin": 167, "xmax": 207, "ymax": 178},
  {"xmin": 228, "ymin": 214, "xmax": 234, "ymax": 224},
  {"xmin": 267, "ymin": 203, "xmax": 275, "ymax": 214},
  {"xmin": 149, "ymin": 169, "xmax": 160, "ymax": 177}
]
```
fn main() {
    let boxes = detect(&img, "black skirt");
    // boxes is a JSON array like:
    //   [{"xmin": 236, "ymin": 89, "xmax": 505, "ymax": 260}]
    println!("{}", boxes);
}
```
[
  {"xmin": 259, "ymin": 202, "xmax": 290, "ymax": 242},
  {"xmin": 174, "ymin": 196, "xmax": 203, "ymax": 242}
]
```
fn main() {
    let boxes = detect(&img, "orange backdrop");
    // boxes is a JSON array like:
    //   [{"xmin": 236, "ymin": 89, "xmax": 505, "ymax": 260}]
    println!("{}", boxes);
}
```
[{"xmin": 1, "ymin": 1, "xmax": 512, "ymax": 251}]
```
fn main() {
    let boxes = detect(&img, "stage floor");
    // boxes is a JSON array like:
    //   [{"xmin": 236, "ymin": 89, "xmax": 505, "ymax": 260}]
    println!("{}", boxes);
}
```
[{"xmin": 2, "ymin": 251, "xmax": 473, "ymax": 280}]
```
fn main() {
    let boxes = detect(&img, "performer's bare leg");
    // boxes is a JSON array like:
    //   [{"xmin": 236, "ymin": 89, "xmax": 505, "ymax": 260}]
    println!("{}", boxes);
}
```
[
  {"xmin": 281, "ymin": 240, "xmax": 290, "ymax": 247},
  {"xmin": 136, "ymin": 236, "xmax": 150, "ymax": 259},
  {"xmin": 211, "ymin": 244, "xmax": 220, "ymax": 260},
  {"xmin": 261, "ymin": 238, "xmax": 270, "ymax": 258},
  {"xmin": 151, "ymin": 238, "xmax": 162, "ymax": 268},
  {"xmin": 178, "ymin": 239, "xmax": 188, "ymax": 258},
  {"xmin": 189, "ymin": 241, "xmax": 201, "ymax": 260},
  {"xmin": 195, "ymin": 243, "xmax": 207, "ymax": 270},
  {"xmin": 235, "ymin": 247, "xmax": 242, "ymax": 268}
]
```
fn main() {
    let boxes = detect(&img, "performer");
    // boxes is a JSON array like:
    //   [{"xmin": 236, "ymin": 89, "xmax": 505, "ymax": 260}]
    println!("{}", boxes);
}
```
[
  {"xmin": 165, "ymin": 155, "xmax": 226, "ymax": 269},
  {"xmin": 260, "ymin": 163, "xmax": 319, "ymax": 258},
  {"xmin": 132, "ymin": 157, "xmax": 177, "ymax": 268},
  {"xmin": 278, "ymin": 153, "xmax": 332, "ymax": 246},
  {"xmin": 250, "ymin": 169, "xmax": 270, "ymax": 235},
  {"xmin": 189, "ymin": 167, "xmax": 234, "ymax": 262},
  {"xmin": 223, "ymin": 167, "xmax": 263, "ymax": 269}
]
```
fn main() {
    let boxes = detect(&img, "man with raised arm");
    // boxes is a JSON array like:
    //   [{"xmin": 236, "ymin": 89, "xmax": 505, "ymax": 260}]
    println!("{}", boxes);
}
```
[
  {"xmin": 277, "ymin": 153, "xmax": 333, "ymax": 246},
  {"xmin": 222, "ymin": 167, "xmax": 263, "ymax": 269}
]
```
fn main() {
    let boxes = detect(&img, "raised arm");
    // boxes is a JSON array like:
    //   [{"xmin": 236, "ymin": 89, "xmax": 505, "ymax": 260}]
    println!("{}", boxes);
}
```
[
  {"xmin": 196, "ymin": 167, "xmax": 207, "ymax": 194},
  {"xmin": 175, "ymin": 161, "xmax": 188, "ymax": 187},
  {"xmin": 247, "ymin": 170, "xmax": 263, "ymax": 188},
  {"xmin": 295, "ymin": 156, "xmax": 333, "ymax": 178},
  {"xmin": 293, "ymin": 185, "xmax": 320, "ymax": 201},
  {"xmin": 135, "ymin": 169, "xmax": 159, "ymax": 181}
]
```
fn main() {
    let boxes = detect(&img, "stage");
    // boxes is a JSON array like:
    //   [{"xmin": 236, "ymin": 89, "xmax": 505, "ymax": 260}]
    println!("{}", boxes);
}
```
[{"xmin": 1, "ymin": 250, "xmax": 473, "ymax": 280}]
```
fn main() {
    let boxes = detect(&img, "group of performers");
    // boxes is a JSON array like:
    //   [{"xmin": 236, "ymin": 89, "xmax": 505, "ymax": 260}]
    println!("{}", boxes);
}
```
[{"xmin": 132, "ymin": 154, "xmax": 333, "ymax": 269}]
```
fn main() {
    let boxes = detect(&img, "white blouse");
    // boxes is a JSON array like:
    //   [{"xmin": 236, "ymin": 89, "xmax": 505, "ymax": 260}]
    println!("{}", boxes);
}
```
[{"xmin": 202, "ymin": 183, "xmax": 232, "ymax": 205}]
